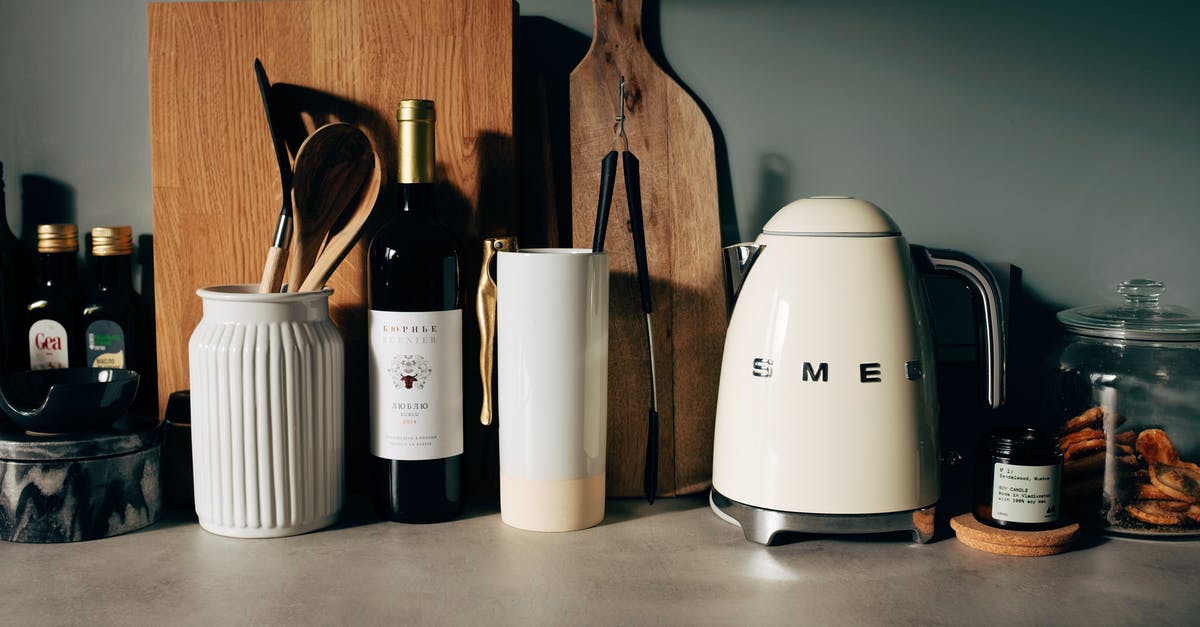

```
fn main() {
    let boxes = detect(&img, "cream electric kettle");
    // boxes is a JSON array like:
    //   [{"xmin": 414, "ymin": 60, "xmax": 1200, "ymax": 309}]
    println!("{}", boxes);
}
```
[{"xmin": 710, "ymin": 196, "xmax": 1005, "ymax": 544}]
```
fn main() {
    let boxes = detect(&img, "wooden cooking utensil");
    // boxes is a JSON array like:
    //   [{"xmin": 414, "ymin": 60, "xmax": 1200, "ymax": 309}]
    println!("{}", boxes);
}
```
[
  {"xmin": 570, "ymin": 0, "xmax": 724, "ymax": 498},
  {"xmin": 297, "ymin": 152, "xmax": 382, "ymax": 293},
  {"xmin": 286, "ymin": 122, "xmax": 374, "ymax": 292},
  {"xmin": 253, "ymin": 58, "xmax": 294, "ymax": 294}
]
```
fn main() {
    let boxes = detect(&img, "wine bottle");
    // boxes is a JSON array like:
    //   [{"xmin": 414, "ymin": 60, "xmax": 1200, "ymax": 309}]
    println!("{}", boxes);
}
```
[
  {"xmin": 81, "ymin": 226, "xmax": 137, "ymax": 369},
  {"xmin": 26, "ymin": 223, "xmax": 80, "ymax": 370},
  {"xmin": 367, "ymin": 99, "xmax": 464, "ymax": 522}
]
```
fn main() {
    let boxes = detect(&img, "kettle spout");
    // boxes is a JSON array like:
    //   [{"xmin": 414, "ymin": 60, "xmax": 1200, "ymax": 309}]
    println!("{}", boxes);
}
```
[{"xmin": 723, "ymin": 243, "xmax": 765, "ymax": 313}]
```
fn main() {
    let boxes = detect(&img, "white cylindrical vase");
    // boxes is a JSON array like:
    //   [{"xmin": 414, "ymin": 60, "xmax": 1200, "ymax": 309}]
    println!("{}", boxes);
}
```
[{"xmin": 497, "ymin": 249, "xmax": 608, "ymax": 532}]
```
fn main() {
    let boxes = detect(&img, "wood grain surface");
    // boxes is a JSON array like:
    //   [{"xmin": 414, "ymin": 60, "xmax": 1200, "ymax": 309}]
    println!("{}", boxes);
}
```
[
  {"xmin": 149, "ymin": 0, "xmax": 514, "ymax": 493},
  {"xmin": 570, "ymin": 0, "xmax": 724, "ymax": 496}
]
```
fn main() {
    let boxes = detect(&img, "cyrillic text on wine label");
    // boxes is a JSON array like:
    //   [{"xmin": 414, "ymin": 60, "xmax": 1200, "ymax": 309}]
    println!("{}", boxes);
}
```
[{"xmin": 368, "ymin": 309, "xmax": 464, "ymax": 460}]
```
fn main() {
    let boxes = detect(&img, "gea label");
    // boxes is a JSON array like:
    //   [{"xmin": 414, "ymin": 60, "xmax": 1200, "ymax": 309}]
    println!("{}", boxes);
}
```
[{"xmin": 29, "ymin": 319, "xmax": 69, "ymax": 370}]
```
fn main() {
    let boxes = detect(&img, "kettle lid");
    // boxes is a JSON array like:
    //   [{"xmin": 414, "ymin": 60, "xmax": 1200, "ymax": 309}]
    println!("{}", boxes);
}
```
[{"xmin": 762, "ymin": 196, "xmax": 902, "ymax": 236}]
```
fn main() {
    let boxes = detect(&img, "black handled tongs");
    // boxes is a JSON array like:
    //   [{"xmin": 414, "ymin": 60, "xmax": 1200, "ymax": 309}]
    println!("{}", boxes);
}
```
[{"xmin": 592, "ymin": 76, "xmax": 659, "ymax": 505}]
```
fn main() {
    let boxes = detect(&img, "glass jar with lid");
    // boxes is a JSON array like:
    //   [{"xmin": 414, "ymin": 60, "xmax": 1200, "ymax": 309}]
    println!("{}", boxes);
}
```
[{"xmin": 1055, "ymin": 279, "xmax": 1200, "ymax": 536}]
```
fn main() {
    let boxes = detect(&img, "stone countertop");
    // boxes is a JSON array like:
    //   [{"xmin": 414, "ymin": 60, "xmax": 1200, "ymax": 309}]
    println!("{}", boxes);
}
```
[{"xmin": 2, "ymin": 495, "xmax": 1197, "ymax": 625}]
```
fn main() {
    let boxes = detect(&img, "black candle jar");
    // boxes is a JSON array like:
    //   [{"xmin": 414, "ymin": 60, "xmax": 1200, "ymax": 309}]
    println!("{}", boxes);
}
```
[{"xmin": 974, "ymin": 428, "xmax": 1063, "ymax": 531}]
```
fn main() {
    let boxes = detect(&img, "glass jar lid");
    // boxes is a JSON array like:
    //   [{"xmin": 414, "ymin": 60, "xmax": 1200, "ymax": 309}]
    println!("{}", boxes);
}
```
[{"xmin": 1057, "ymin": 279, "xmax": 1200, "ymax": 341}]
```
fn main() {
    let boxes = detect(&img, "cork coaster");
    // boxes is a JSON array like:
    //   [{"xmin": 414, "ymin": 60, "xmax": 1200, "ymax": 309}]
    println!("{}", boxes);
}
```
[{"xmin": 950, "ymin": 513, "xmax": 1079, "ymax": 556}]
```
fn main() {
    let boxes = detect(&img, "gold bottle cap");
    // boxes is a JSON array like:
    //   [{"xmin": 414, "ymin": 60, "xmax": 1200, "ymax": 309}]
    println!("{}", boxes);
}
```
[
  {"xmin": 397, "ymin": 99, "xmax": 436, "ymax": 122},
  {"xmin": 36, "ymin": 223, "xmax": 78, "ymax": 253},
  {"xmin": 91, "ymin": 225, "xmax": 133, "ymax": 256},
  {"xmin": 396, "ymin": 99, "xmax": 435, "ymax": 184}
]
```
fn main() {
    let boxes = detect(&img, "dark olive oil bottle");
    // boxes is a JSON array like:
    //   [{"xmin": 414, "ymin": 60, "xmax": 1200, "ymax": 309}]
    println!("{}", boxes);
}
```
[
  {"xmin": 81, "ymin": 226, "xmax": 137, "ymax": 370},
  {"xmin": 26, "ymin": 224, "xmax": 80, "ymax": 370}
]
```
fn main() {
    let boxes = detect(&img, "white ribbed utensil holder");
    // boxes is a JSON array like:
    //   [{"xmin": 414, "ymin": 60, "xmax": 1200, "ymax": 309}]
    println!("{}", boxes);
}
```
[{"xmin": 189, "ymin": 284, "xmax": 344, "ymax": 538}]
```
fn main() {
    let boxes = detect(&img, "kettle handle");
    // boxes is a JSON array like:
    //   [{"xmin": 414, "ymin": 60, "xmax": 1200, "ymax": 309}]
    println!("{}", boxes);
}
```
[
  {"xmin": 722, "ymin": 243, "xmax": 765, "ymax": 315},
  {"xmin": 911, "ymin": 246, "xmax": 1006, "ymax": 409}
]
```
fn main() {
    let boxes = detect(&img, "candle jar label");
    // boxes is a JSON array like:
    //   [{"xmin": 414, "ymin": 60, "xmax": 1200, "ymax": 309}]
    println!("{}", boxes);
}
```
[{"xmin": 992, "ymin": 463, "xmax": 1061, "ymax": 523}]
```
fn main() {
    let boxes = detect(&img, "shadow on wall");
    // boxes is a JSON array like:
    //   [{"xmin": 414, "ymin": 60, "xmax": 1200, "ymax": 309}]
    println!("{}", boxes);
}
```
[
  {"xmin": 19, "ymin": 175, "xmax": 75, "ymax": 244},
  {"xmin": 515, "ymin": 16, "xmax": 589, "ymax": 248},
  {"xmin": 752, "ymin": 153, "xmax": 793, "ymax": 236}
]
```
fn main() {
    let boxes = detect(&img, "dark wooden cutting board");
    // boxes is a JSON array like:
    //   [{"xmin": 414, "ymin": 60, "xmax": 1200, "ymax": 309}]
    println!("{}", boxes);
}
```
[{"xmin": 570, "ymin": 0, "xmax": 725, "ymax": 497}]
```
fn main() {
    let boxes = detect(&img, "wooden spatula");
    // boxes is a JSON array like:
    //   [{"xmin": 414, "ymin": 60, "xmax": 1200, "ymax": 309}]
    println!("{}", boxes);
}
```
[
  {"xmin": 297, "ymin": 152, "xmax": 382, "ymax": 293},
  {"xmin": 286, "ymin": 123, "xmax": 374, "ymax": 292}
]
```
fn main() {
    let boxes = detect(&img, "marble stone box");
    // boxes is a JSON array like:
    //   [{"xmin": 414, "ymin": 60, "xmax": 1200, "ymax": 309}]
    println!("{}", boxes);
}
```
[{"xmin": 0, "ymin": 416, "xmax": 162, "ymax": 543}]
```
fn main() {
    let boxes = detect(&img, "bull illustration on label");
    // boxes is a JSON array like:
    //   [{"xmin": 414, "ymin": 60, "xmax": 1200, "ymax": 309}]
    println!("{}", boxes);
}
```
[{"xmin": 389, "ymin": 354, "xmax": 432, "ymax": 390}]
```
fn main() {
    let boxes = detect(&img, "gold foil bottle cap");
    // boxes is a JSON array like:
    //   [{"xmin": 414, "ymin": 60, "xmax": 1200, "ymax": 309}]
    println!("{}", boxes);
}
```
[
  {"xmin": 36, "ymin": 223, "xmax": 78, "ymax": 253},
  {"xmin": 397, "ymin": 99, "xmax": 435, "ymax": 122},
  {"xmin": 91, "ymin": 225, "xmax": 133, "ymax": 256},
  {"xmin": 396, "ymin": 99, "xmax": 435, "ymax": 184}
]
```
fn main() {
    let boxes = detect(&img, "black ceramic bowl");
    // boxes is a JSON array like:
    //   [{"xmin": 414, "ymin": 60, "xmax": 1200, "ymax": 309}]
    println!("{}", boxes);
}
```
[{"xmin": 0, "ymin": 368, "xmax": 140, "ymax": 434}]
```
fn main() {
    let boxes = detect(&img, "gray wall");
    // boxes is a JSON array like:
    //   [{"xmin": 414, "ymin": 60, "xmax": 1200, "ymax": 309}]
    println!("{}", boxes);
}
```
[{"xmin": 2, "ymin": 0, "xmax": 1197, "ymax": 310}]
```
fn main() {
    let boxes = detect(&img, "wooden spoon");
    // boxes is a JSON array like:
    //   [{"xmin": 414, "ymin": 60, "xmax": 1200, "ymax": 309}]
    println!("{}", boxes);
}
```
[
  {"xmin": 297, "ymin": 152, "xmax": 382, "ymax": 293},
  {"xmin": 285, "ymin": 122, "xmax": 374, "ymax": 292}
]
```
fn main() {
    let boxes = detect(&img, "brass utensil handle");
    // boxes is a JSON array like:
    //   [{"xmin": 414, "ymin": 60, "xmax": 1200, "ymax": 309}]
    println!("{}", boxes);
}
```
[{"xmin": 477, "ymin": 236, "xmax": 517, "ymax": 426}]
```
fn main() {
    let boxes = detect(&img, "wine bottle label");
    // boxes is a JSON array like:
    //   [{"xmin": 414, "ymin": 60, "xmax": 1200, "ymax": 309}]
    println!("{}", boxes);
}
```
[
  {"xmin": 86, "ymin": 320, "xmax": 126, "ymax": 368},
  {"xmin": 368, "ymin": 309, "xmax": 463, "ymax": 460},
  {"xmin": 991, "ymin": 462, "xmax": 1060, "ymax": 523},
  {"xmin": 29, "ymin": 318, "xmax": 69, "ymax": 370}
]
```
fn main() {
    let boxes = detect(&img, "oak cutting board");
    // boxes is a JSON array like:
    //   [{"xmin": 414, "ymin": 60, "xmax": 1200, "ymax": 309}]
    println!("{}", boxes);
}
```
[
  {"xmin": 570, "ymin": 0, "xmax": 725, "ymax": 497},
  {"xmin": 149, "ymin": 0, "xmax": 514, "ymax": 491}
]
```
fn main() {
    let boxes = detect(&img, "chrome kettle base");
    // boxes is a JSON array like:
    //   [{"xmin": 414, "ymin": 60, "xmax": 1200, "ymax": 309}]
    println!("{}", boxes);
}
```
[{"xmin": 710, "ymin": 489, "xmax": 936, "ymax": 545}]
